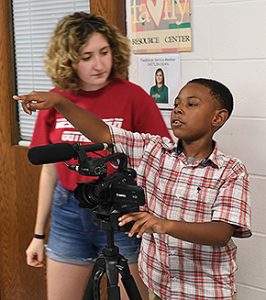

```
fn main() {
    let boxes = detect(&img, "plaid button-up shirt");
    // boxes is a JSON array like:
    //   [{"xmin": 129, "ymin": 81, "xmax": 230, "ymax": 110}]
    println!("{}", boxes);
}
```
[{"xmin": 111, "ymin": 126, "xmax": 251, "ymax": 300}]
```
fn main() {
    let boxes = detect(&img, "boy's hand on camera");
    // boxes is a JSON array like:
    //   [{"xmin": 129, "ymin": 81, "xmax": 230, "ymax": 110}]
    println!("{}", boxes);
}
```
[
  {"xmin": 118, "ymin": 212, "xmax": 167, "ymax": 238},
  {"xmin": 13, "ymin": 91, "xmax": 64, "ymax": 115}
]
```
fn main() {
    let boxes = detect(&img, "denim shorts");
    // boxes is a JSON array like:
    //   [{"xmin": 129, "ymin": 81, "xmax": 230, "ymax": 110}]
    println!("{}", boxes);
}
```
[{"xmin": 46, "ymin": 182, "xmax": 141, "ymax": 265}]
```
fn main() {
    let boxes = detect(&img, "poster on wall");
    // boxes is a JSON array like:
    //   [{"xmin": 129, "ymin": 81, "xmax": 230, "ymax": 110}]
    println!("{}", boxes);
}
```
[
  {"xmin": 137, "ymin": 53, "xmax": 181, "ymax": 109},
  {"xmin": 128, "ymin": 0, "xmax": 192, "ymax": 53}
]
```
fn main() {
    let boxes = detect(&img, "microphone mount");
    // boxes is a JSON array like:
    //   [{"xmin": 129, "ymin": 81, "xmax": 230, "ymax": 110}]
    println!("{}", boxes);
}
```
[{"xmin": 65, "ymin": 143, "xmax": 120, "ymax": 177}]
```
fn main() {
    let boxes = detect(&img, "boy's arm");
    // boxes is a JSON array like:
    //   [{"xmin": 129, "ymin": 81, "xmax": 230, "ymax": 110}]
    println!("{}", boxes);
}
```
[
  {"xmin": 14, "ymin": 91, "xmax": 112, "ymax": 144},
  {"xmin": 119, "ymin": 212, "xmax": 235, "ymax": 247},
  {"xmin": 164, "ymin": 219, "xmax": 235, "ymax": 247}
]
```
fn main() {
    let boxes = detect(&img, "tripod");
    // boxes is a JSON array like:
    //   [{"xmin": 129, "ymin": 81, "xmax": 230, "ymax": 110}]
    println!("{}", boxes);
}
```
[{"xmin": 82, "ymin": 210, "xmax": 143, "ymax": 300}]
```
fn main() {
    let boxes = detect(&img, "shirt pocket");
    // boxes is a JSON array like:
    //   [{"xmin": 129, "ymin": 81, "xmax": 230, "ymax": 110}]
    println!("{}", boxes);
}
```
[{"xmin": 168, "ymin": 183, "xmax": 217, "ymax": 223}]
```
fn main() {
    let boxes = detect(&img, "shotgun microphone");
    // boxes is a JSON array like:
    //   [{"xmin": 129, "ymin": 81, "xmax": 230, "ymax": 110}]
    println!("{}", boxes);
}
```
[{"xmin": 28, "ymin": 142, "xmax": 113, "ymax": 165}]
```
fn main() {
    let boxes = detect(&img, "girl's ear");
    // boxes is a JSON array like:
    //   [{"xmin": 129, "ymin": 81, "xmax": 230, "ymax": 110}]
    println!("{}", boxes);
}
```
[{"xmin": 212, "ymin": 109, "xmax": 229, "ymax": 128}]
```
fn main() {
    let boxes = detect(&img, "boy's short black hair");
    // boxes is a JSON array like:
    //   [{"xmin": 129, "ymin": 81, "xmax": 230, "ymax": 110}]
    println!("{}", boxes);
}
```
[{"xmin": 188, "ymin": 78, "xmax": 234, "ymax": 116}]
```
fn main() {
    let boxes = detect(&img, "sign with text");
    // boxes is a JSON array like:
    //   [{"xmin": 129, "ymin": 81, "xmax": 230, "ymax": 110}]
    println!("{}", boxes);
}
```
[{"xmin": 128, "ymin": 0, "xmax": 192, "ymax": 53}]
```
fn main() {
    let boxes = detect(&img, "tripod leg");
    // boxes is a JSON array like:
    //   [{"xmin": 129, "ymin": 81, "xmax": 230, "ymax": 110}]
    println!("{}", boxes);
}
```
[
  {"xmin": 118, "ymin": 256, "xmax": 142, "ymax": 300},
  {"xmin": 83, "ymin": 257, "xmax": 105, "ymax": 300},
  {"xmin": 105, "ymin": 257, "xmax": 121, "ymax": 300}
]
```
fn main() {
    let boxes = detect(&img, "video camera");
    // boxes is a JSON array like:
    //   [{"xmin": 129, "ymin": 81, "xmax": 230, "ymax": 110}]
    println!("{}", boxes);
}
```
[{"xmin": 28, "ymin": 142, "xmax": 145, "ymax": 231}]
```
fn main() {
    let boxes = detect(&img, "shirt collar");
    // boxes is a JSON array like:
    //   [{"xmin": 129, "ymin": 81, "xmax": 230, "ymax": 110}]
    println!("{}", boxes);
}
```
[{"xmin": 174, "ymin": 140, "xmax": 221, "ymax": 168}]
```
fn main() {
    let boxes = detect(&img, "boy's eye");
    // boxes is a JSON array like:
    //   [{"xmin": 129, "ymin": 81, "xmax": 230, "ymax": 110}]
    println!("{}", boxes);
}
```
[
  {"xmin": 188, "ymin": 102, "xmax": 198, "ymax": 107},
  {"xmin": 173, "ymin": 101, "xmax": 199, "ymax": 108}
]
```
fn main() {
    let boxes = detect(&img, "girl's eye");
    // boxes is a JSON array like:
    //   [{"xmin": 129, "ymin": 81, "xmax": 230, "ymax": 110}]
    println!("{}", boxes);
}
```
[
  {"xmin": 81, "ymin": 56, "xmax": 91, "ymax": 61},
  {"xmin": 101, "ymin": 50, "xmax": 109, "ymax": 56}
]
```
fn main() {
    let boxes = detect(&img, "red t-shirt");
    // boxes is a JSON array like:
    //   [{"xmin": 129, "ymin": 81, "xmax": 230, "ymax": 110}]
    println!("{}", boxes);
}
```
[{"xmin": 30, "ymin": 78, "xmax": 171, "ymax": 190}]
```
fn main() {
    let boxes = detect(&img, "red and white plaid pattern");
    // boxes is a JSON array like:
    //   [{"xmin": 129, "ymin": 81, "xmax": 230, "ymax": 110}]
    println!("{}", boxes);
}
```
[{"xmin": 111, "ymin": 126, "xmax": 251, "ymax": 300}]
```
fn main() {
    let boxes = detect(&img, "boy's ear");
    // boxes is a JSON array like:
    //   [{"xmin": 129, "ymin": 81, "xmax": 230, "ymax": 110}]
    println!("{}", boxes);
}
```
[{"xmin": 212, "ymin": 109, "xmax": 229, "ymax": 128}]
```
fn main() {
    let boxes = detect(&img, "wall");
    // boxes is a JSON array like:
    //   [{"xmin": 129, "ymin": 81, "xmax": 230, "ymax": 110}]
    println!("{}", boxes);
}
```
[
  {"xmin": 184, "ymin": 1, "xmax": 266, "ymax": 299},
  {"xmin": 180, "ymin": 1, "xmax": 266, "ymax": 298},
  {"xmin": 128, "ymin": 0, "xmax": 266, "ymax": 299}
]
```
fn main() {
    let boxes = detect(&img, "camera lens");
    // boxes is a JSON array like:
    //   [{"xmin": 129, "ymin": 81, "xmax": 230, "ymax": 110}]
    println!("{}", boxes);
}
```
[{"xmin": 74, "ymin": 181, "xmax": 100, "ymax": 209}]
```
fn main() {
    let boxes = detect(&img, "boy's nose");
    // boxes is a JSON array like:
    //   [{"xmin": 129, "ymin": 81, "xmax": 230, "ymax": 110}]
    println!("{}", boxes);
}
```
[{"xmin": 173, "ymin": 104, "xmax": 184, "ymax": 114}]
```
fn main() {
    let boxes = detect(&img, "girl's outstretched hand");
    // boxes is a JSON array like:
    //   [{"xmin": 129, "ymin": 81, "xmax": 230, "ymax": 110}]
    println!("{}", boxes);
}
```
[
  {"xmin": 13, "ymin": 91, "xmax": 64, "ymax": 115},
  {"xmin": 118, "ymin": 211, "xmax": 167, "ymax": 238}
]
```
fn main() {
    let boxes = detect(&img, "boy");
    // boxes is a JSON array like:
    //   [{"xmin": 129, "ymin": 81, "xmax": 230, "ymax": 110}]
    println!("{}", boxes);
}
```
[{"xmin": 15, "ymin": 78, "xmax": 251, "ymax": 299}]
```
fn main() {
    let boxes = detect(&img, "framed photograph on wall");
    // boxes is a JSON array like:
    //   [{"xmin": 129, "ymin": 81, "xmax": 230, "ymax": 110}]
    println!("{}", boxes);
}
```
[{"xmin": 137, "ymin": 53, "xmax": 181, "ymax": 109}]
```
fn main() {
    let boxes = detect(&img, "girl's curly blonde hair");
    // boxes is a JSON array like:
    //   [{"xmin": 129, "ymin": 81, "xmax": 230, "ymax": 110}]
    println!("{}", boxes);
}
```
[{"xmin": 45, "ymin": 12, "xmax": 130, "ymax": 91}]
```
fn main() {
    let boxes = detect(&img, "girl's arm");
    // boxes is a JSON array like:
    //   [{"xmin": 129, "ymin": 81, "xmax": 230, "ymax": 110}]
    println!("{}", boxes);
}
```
[
  {"xmin": 34, "ymin": 163, "xmax": 57, "ymax": 235},
  {"xmin": 26, "ymin": 163, "xmax": 57, "ymax": 267}
]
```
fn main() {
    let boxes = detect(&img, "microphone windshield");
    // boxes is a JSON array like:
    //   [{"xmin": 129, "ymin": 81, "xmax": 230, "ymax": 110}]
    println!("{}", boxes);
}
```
[{"xmin": 28, "ymin": 143, "xmax": 76, "ymax": 165}]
